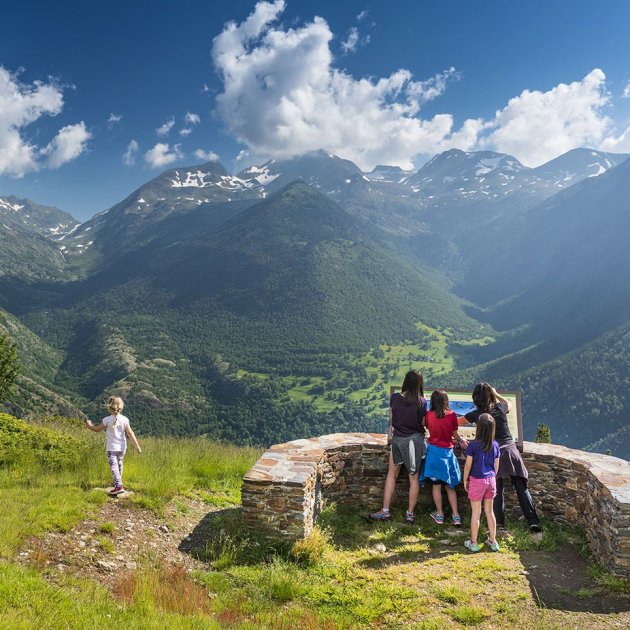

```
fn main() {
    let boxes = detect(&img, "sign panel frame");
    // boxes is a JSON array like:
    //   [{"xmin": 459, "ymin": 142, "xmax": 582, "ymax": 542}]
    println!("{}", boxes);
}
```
[{"xmin": 388, "ymin": 386, "xmax": 524, "ymax": 451}]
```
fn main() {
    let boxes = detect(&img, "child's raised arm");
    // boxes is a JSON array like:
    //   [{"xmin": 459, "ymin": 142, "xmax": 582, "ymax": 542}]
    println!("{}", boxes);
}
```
[
  {"xmin": 85, "ymin": 420, "xmax": 105, "ymax": 432},
  {"xmin": 492, "ymin": 387, "xmax": 511, "ymax": 413},
  {"xmin": 125, "ymin": 423, "xmax": 142, "ymax": 453}
]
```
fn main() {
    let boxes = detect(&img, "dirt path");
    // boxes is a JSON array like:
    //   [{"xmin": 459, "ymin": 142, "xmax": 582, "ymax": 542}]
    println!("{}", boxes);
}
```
[{"xmin": 17, "ymin": 492, "xmax": 223, "ymax": 590}]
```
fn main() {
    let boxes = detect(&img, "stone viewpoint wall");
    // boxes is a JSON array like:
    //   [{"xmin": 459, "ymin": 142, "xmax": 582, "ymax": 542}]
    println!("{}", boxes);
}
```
[{"xmin": 241, "ymin": 433, "xmax": 630, "ymax": 575}]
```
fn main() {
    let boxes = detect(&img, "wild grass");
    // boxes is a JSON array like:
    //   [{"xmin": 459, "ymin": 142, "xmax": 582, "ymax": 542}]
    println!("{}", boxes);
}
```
[
  {"xmin": 0, "ymin": 415, "xmax": 260, "ymax": 556},
  {"xmin": 2, "ymin": 415, "xmax": 628, "ymax": 628}
]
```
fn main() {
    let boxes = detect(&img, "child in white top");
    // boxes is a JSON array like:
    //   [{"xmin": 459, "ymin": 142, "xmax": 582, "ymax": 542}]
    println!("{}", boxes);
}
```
[{"xmin": 86, "ymin": 396, "xmax": 141, "ymax": 495}]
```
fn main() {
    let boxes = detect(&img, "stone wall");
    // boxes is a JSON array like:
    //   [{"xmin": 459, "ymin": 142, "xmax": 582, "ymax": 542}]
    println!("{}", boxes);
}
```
[{"xmin": 241, "ymin": 433, "xmax": 630, "ymax": 575}]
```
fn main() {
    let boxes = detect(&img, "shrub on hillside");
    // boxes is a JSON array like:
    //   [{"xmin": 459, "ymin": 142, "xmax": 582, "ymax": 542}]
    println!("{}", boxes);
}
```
[{"xmin": 0, "ymin": 413, "xmax": 85, "ymax": 469}]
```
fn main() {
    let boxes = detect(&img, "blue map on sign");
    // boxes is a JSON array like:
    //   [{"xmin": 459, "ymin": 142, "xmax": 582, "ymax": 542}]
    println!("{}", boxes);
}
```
[{"xmin": 424, "ymin": 400, "xmax": 476, "ymax": 415}]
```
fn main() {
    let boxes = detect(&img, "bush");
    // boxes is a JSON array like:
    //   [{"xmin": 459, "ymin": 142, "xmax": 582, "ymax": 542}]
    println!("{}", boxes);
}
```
[
  {"xmin": 290, "ymin": 526, "xmax": 331, "ymax": 566},
  {"xmin": 0, "ymin": 413, "xmax": 85, "ymax": 469}
]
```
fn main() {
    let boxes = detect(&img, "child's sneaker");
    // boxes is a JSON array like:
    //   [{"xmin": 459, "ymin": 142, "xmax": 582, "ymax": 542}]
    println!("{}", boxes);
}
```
[
  {"xmin": 369, "ymin": 509, "xmax": 391, "ymax": 521},
  {"xmin": 405, "ymin": 511, "xmax": 416, "ymax": 524},
  {"xmin": 430, "ymin": 511, "xmax": 445, "ymax": 525},
  {"xmin": 486, "ymin": 537, "xmax": 500, "ymax": 552},
  {"xmin": 109, "ymin": 485, "xmax": 125, "ymax": 495},
  {"xmin": 464, "ymin": 539, "xmax": 480, "ymax": 553},
  {"xmin": 451, "ymin": 515, "xmax": 462, "ymax": 526}
]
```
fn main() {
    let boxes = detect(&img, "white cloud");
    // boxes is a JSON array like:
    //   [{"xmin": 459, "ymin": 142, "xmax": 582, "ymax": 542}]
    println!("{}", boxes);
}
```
[
  {"xmin": 156, "ymin": 116, "xmax": 175, "ymax": 136},
  {"xmin": 481, "ymin": 69, "xmax": 612, "ymax": 166},
  {"xmin": 194, "ymin": 148, "xmax": 219, "ymax": 162},
  {"xmin": 622, "ymin": 81, "xmax": 630, "ymax": 99},
  {"xmin": 143, "ymin": 142, "xmax": 183, "ymax": 168},
  {"xmin": 210, "ymin": 3, "xmax": 630, "ymax": 170},
  {"xmin": 184, "ymin": 112, "xmax": 201, "ymax": 125},
  {"xmin": 179, "ymin": 128, "xmax": 193, "ymax": 137},
  {"xmin": 123, "ymin": 139, "xmax": 139, "ymax": 166},
  {"xmin": 356, "ymin": 10, "xmax": 369, "ymax": 21},
  {"xmin": 211, "ymin": 0, "xmax": 476, "ymax": 170},
  {"xmin": 600, "ymin": 126, "xmax": 630, "ymax": 152},
  {"xmin": 0, "ymin": 65, "xmax": 89, "ymax": 176},
  {"xmin": 341, "ymin": 27, "xmax": 360, "ymax": 53},
  {"xmin": 108, "ymin": 112, "xmax": 122, "ymax": 124},
  {"xmin": 42, "ymin": 122, "xmax": 92, "ymax": 168},
  {"xmin": 202, "ymin": 83, "xmax": 210, "ymax": 93}
]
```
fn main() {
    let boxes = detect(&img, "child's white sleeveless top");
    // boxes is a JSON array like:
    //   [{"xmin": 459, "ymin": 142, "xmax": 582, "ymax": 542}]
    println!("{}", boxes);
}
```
[{"xmin": 103, "ymin": 414, "xmax": 129, "ymax": 452}]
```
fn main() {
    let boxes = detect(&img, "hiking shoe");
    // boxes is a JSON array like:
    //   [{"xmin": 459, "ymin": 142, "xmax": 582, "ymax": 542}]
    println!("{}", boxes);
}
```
[
  {"xmin": 110, "ymin": 485, "xmax": 125, "ymax": 495},
  {"xmin": 529, "ymin": 523, "xmax": 542, "ymax": 533},
  {"xmin": 486, "ymin": 537, "xmax": 500, "ymax": 552},
  {"xmin": 369, "ymin": 509, "xmax": 391, "ymax": 521},
  {"xmin": 430, "ymin": 511, "xmax": 445, "ymax": 525},
  {"xmin": 451, "ymin": 515, "xmax": 462, "ymax": 526},
  {"xmin": 405, "ymin": 511, "xmax": 416, "ymax": 524},
  {"xmin": 464, "ymin": 539, "xmax": 480, "ymax": 553}
]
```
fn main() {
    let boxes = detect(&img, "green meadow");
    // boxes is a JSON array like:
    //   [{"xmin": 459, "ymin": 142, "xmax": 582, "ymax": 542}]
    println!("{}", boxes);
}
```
[{"xmin": 1, "ymin": 413, "xmax": 628, "ymax": 628}]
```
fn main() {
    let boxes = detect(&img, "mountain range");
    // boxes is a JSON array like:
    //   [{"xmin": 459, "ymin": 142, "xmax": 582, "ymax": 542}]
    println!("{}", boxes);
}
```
[{"xmin": 1, "ymin": 146, "xmax": 630, "ymax": 456}]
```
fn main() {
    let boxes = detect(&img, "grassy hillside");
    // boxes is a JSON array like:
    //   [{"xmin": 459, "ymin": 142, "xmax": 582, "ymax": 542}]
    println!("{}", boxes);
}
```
[{"xmin": 0, "ymin": 415, "xmax": 628, "ymax": 628}]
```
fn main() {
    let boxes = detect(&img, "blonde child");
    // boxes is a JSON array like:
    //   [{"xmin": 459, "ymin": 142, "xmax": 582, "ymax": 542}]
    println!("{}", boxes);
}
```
[
  {"xmin": 86, "ymin": 396, "xmax": 141, "ymax": 495},
  {"xmin": 421, "ymin": 389, "xmax": 468, "ymax": 525},
  {"xmin": 463, "ymin": 413, "xmax": 500, "ymax": 552}
]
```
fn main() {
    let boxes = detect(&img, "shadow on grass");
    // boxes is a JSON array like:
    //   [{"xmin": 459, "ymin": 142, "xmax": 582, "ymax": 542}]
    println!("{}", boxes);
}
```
[
  {"xmin": 177, "ymin": 507, "xmax": 241, "ymax": 559},
  {"xmin": 520, "ymin": 547, "xmax": 630, "ymax": 613},
  {"xmin": 318, "ymin": 502, "xmax": 472, "ymax": 568}
]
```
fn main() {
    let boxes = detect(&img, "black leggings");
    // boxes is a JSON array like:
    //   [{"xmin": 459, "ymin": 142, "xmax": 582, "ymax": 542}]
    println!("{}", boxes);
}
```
[{"xmin": 494, "ymin": 476, "xmax": 540, "ymax": 526}]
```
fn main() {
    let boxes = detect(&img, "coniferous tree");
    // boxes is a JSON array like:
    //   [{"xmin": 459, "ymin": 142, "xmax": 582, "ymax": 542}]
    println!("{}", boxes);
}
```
[
  {"xmin": 535, "ymin": 423, "xmax": 552, "ymax": 444},
  {"xmin": 0, "ymin": 333, "xmax": 19, "ymax": 402}
]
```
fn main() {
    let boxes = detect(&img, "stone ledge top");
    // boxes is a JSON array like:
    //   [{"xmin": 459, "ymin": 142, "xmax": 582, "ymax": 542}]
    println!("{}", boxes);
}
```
[
  {"xmin": 243, "ymin": 433, "xmax": 386, "ymax": 485},
  {"xmin": 243, "ymin": 434, "xmax": 630, "ymax": 505},
  {"xmin": 525, "ymin": 441, "xmax": 630, "ymax": 504}
]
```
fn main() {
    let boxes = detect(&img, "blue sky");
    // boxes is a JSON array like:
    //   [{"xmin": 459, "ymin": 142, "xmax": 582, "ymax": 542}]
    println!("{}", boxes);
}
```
[{"xmin": 2, "ymin": 0, "xmax": 630, "ymax": 221}]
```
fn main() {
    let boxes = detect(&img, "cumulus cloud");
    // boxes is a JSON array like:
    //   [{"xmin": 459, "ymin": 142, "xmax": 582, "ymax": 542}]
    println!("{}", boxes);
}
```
[
  {"xmin": 41, "ymin": 122, "xmax": 92, "ymax": 168},
  {"xmin": 179, "ymin": 128, "xmax": 193, "ymax": 137},
  {"xmin": 184, "ymin": 112, "xmax": 201, "ymax": 125},
  {"xmin": 356, "ymin": 9, "xmax": 369, "ymax": 21},
  {"xmin": 123, "ymin": 139, "xmax": 139, "ymax": 166},
  {"xmin": 144, "ymin": 142, "xmax": 183, "ymax": 168},
  {"xmin": 210, "ymin": 2, "xmax": 630, "ymax": 169},
  {"xmin": 108, "ymin": 112, "xmax": 122, "ymax": 124},
  {"xmin": 0, "ymin": 65, "xmax": 89, "ymax": 176},
  {"xmin": 481, "ymin": 69, "xmax": 612, "ymax": 166},
  {"xmin": 600, "ymin": 126, "xmax": 630, "ymax": 152},
  {"xmin": 194, "ymin": 148, "xmax": 219, "ymax": 162},
  {"xmin": 156, "ymin": 116, "xmax": 175, "ymax": 136},
  {"xmin": 623, "ymin": 81, "xmax": 630, "ymax": 99},
  {"xmin": 211, "ymin": 0, "xmax": 475, "ymax": 170}
]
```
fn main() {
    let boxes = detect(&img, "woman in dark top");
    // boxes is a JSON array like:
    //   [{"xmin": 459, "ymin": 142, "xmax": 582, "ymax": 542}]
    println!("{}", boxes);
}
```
[
  {"xmin": 370, "ymin": 370, "xmax": 426, "ymax": 524},
  {"xmin": 464, "ymin": 383, "xmax": 542, "ymax": 532}
]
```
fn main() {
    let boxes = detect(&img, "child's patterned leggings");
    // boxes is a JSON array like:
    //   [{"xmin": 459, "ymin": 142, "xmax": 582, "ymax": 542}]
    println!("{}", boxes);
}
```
[{"xmin": 107, "ymin": 450, "xmax": 124, "ymax": 487}]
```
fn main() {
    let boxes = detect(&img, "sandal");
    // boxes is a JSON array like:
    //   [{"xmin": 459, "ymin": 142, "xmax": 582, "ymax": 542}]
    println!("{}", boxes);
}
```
[
  {"xmin": 405, "ymin": 511, "xmax": 416, "ymax": 525},
  {"xmin": 430, "ymin": 511, "xmax": 445, "ymax": 525},
  {"xmin": 452, "ymin": 515, "xmax": 462, "ymax": 526}
]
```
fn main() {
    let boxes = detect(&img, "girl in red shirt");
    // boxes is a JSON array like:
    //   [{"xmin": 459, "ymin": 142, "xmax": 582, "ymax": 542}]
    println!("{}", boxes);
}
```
[{"xmin": 421, "ymin": 389, "xmax": 468, "ymax": 525}]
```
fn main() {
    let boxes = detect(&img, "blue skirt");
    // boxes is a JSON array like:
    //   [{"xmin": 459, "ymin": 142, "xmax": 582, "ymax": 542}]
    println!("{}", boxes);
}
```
[{"xmin": 420, "ymin": 444, "xmax": 462, "ymax": 489}]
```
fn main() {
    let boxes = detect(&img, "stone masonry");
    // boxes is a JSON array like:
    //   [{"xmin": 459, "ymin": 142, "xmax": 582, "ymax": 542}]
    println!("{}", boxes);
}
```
[{"xmin": 241, "ymin": 433, "xmax": 630, "ymax": 575}]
